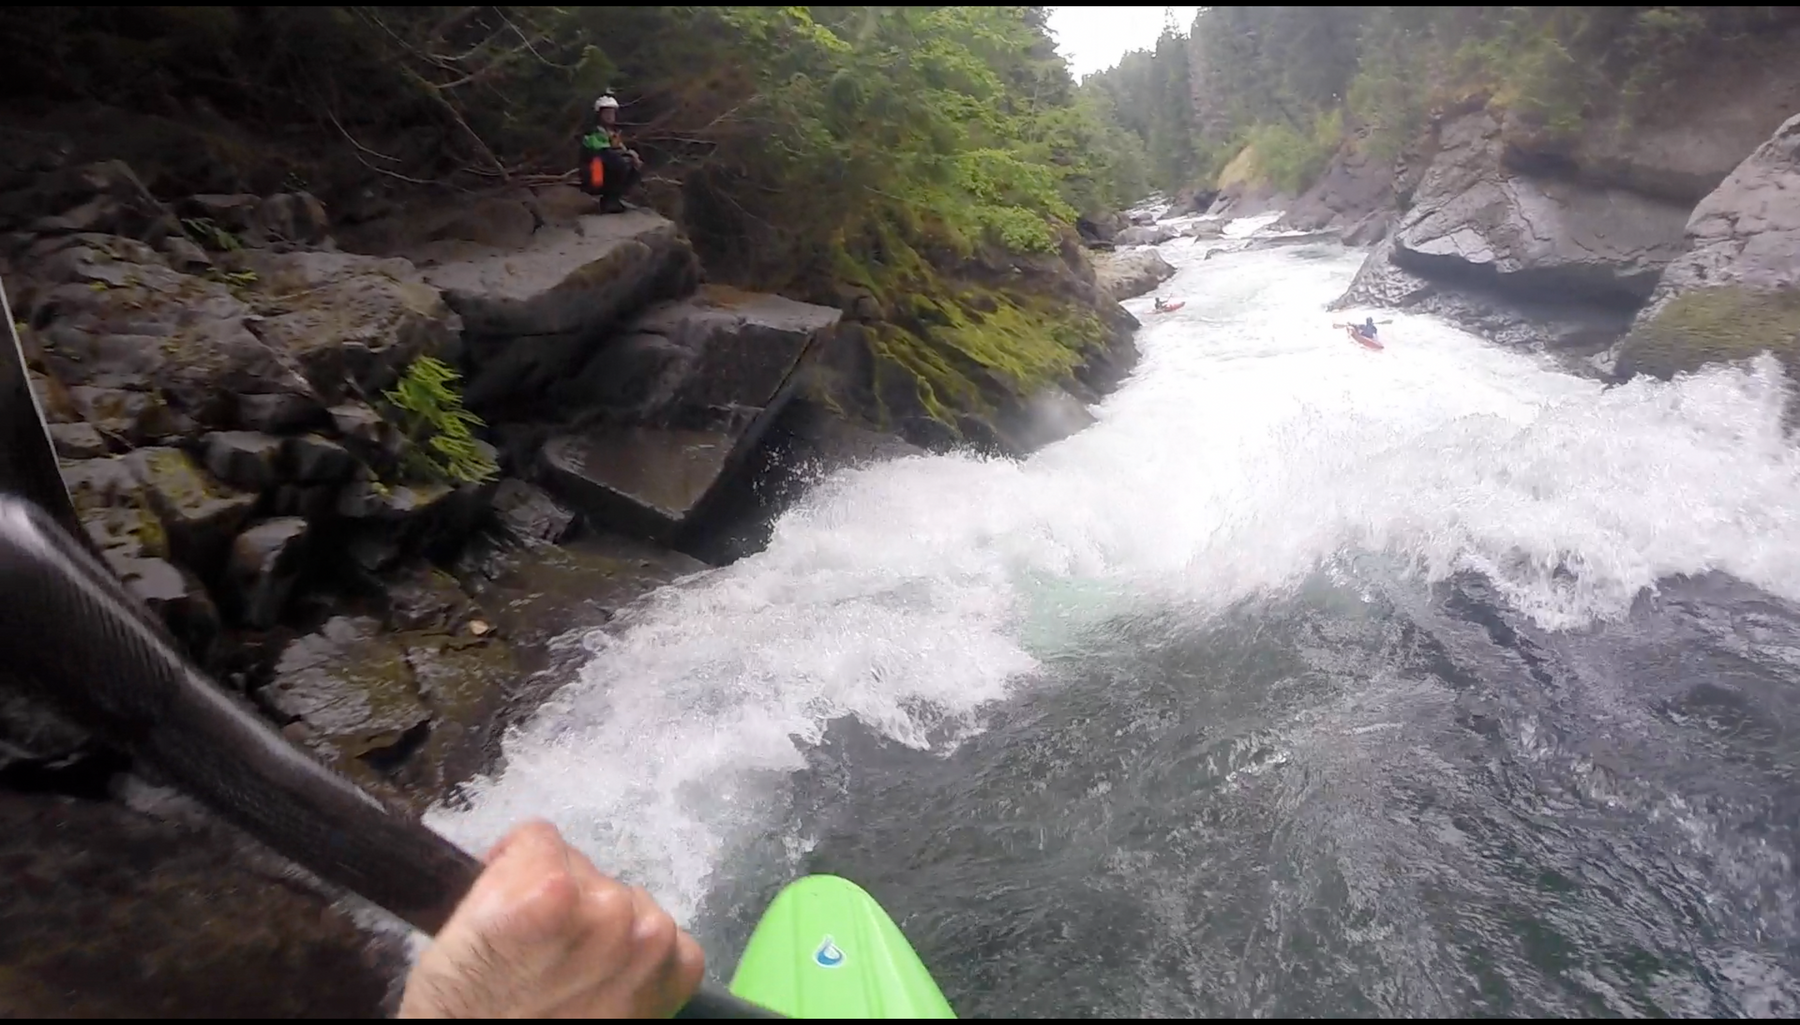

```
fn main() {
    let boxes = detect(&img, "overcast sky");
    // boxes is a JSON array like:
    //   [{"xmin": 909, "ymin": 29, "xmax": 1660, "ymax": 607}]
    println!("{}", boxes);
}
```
[{"xmin": 1047, "ymin": 6, "xmax": 1200, "ymax": 80}]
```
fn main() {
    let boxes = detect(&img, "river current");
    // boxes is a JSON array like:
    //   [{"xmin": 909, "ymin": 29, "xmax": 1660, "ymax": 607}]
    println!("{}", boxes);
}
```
[{"xmin": 430, "ymin": 222, "xmax": 1800, "ymax": 1017}]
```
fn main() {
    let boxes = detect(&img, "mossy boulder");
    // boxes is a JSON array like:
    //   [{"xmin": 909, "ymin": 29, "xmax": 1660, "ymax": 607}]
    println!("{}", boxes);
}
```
[
  {"xmin": 1616, "ymin": 286, "xmax": 1800, "ymax": 380},
  {"xmin": 1618, "ymin": 112, "xmax": 1800, "ymax": 382},
  {"xmin": 809, "ymin": 228, "xmax": 1137, "ymax": 454}
]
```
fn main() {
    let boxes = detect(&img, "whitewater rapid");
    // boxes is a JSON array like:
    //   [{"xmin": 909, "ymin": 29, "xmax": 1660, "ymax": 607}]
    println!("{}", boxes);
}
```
[{"xmin": 427, "ymin": 227, "xmax": 1800, "ymax": 976}]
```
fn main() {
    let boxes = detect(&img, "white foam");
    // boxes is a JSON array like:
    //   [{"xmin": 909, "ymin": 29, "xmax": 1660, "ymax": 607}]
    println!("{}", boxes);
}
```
[{"xmin": 430, "ymin": 240, "xmax": 1800, "ymax": 920}]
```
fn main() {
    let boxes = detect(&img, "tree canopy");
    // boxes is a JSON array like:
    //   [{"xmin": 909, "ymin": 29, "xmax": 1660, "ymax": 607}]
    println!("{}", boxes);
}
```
[{"xmin": 1079, "ymin": 5, "xmax": 1800, "ymax": 195}]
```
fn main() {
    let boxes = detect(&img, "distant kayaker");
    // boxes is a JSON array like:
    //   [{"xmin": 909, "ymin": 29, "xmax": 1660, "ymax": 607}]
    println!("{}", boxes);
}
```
[
  {"xmin": 1333, "ymin": 316, "xmax": 1381, "ymax": 345},
  {"xmin": 1154, "ymin": 297, "xmax": 1170, "ymax": 312},
  {"xmin": 399, "ymin": 819, "xmax": 703, "ymax": 1018}
]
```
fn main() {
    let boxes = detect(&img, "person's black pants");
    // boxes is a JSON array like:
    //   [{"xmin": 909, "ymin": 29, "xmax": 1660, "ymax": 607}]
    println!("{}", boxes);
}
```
[{"xmin": 598, "ymin": 150, "xmax": 639, "ymax": 207}]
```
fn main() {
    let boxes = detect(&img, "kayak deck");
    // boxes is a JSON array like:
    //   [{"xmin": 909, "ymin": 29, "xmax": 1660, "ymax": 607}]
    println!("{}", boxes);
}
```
[{"xmin": 728, "ymin": 875, "xmax": 956, "ymax": 1019}]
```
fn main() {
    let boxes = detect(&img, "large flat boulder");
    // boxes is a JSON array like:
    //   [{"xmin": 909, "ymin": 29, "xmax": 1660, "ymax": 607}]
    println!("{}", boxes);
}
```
[
  {"xmin": 24, "ymin": 233, "xmax": 460, "ymax": 431},
  {"xmin": 239, "ymin": 249, "xmax": 462, "ymax": 406},
  {"xmin": 401, "ymin": 209, "xmax": 701, "ymax": 412},
  {"xmin": 1617, "ymin": 112, "xmax": 1800, "ymax": 381},
  {"xmin": 1090, "ymin": 248, "xmax": 1176, "ymax": 302},
  {"xmin": 541, "ymin": 285, "xmax": 840, "ymax": 544}
]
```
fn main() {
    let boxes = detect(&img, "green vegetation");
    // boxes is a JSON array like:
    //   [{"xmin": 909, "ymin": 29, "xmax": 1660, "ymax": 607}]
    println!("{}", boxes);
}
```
[
  {"xmin": 1085, "ymin": 6, "xmax": 1800, "ymax": 193},
  {"xmin": 382, "ymin": 356, "xmax": 499, "ymax": 486},
  {"xmin": 0, "ymin": 6, "xmax": 1158, "ymax": 440}
]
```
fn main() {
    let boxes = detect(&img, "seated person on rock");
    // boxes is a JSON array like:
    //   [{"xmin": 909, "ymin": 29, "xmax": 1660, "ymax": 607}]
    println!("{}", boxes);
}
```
[{"xmin": 580, "ymin": 92, "xmax": 644, "ymax": 214}]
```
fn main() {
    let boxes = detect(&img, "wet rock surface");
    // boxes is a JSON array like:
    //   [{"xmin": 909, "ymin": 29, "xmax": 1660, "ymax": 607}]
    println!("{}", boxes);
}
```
[
  {"xmin": 0, "ymin": 788, "xmax": 401, "ymax": 1018},
  {"xmin": 1275, "ymin": 138, "xmax": 1400, "ymax": 246},
  {"xmin": 1334, "ymin": 111, "xmax": 1692, "ymax": 352},
  {"xmin": 541, "ymin": 285, "xmax": 841, "ymax": 545},
  {"xmin": 380, "ymin": 206, "xmax": 703, "ymax": 413},
  {"xmin": 1090, "ymin": 247, "xmax": 1177, "ymax": 301},
  {"xmin": 1617, "ymin": 112, "xmax": 1800, "ymax": 381}
]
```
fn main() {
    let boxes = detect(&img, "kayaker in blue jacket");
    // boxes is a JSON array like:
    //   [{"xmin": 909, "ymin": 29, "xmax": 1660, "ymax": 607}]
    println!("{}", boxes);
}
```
[{"xmin": 399, "ymin": 819, "xmax": 703, "ymax": 1018}]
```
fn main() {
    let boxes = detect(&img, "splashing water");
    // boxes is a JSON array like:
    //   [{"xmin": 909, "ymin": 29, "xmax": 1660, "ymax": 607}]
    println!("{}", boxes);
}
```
[{"xmin": 430, "ymin": 232, "xmax": 1800, "ymax": 1017}]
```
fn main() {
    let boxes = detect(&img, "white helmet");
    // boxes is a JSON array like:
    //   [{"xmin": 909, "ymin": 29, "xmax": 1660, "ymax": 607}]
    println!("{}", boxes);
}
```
[{"xmin": 594, "ymin": 94, "xmax": 620, "ymax": 111}]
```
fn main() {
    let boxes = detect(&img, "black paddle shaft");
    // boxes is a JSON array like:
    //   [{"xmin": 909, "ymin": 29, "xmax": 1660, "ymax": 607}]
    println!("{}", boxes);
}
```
[{"xmin": 0, "ymin": 493, "xmax": 779, "ymax": 1019}]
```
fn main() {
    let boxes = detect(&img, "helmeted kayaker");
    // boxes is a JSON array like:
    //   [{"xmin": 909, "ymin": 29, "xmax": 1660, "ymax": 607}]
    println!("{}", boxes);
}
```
[
  {"xmin": 1154, "ymin": 297, "xmax": 1170, "ymax": 312},
  {"xmin": 399, "ymin": 819, "xmax": 703, "ymax": 1018},
  {"xmin": 1355, "ymin": 316, "xmax": 1378, "ymax": 341},
  {"xmin": 580, "ymin": 92, "xmax": 644, "ymax": 214}
]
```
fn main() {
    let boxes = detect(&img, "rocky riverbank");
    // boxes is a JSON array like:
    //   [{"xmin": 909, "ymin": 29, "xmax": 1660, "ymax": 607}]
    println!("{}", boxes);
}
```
[
  {"xmin": 1276, "ymin": 41, "xmax": 1800, "ymax": 381},
  {"xmin": 0, "ymin": 133, "xmax": 1140, "ymax": 1010}
]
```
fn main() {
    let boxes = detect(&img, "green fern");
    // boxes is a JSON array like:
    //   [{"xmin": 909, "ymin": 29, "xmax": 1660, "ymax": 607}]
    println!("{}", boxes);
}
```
[
  {"xmin": 181, "ymin": 216, "xmax": 241, "ymax": 252},
  {"xmin": 381, "ymin": 356, "xmax": 499, "ymax": 486}
]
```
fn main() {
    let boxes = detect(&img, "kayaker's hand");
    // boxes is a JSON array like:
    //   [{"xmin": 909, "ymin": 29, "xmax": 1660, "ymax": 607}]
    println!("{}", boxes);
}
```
[{"xmin": 398, "ymin": 819, "xmax": 705, "ymax": 1019}]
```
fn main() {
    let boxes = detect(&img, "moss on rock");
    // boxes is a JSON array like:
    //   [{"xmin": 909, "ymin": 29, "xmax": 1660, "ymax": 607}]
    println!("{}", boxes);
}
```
[
  {"xmin": 1617, "ymin": 286, "xmax": 1800, "ymax": 379},
  {"xmin": 817, "ymin": 224, "xmax": 1129, "ymax": 448}
]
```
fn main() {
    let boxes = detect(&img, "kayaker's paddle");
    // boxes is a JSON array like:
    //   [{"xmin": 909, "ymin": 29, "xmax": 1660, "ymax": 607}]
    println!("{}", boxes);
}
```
[{"xmin": 0, "ymin": 493, "xmax": 781, "ymax": 1019}]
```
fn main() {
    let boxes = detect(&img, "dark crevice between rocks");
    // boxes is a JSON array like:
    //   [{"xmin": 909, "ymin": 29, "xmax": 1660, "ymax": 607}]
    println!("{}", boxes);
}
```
[
  {"xmin": 1387, "ymin": 242, "xmax": 1658, "ymax": 315},
  {"xmin": 360, "ymin": 718, "xmax": 432, "ymax": 778},
  {"xmin": 0, "ymin": 746, "xmax": 131, "ymax": 802}
]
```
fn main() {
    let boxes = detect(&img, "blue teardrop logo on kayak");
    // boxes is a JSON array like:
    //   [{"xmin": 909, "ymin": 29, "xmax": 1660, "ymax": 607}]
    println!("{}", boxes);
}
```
[{"xmin": 814, "ymin": 935, "xmax": 845, "ymax": 968}]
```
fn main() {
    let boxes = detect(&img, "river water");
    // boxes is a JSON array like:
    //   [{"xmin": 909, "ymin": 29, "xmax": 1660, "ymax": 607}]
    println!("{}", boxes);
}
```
[{"xmin": 430, "ymin": 228, "xmax": 1800, "ymax": 1017}]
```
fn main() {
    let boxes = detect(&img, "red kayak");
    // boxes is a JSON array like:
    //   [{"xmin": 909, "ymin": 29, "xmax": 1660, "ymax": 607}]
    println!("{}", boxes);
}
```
[
  {"xmin": 1152, "ymin": 301, "xmax": 1185, "ymax": 314},
  {"xmin": 1336, "ymin": 323, "xmax": 1384, "ymax": 350}
]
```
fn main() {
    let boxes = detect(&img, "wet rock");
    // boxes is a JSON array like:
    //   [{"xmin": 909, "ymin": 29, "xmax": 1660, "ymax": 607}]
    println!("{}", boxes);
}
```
[
  {"xmin": 1241, "ymin": 229, "xmax": 1342, "ymax": 252},
  {"xmin": 226, "ymin": 518, "xmax": 310, "ymax": 629},
  {"xmin": 1275, "ymin": 138, "xmax": 1399, "ymax": 244},
  {"xmin": 541, "ymin": 285, "xmax": 840, "ymax": 543},
  {"xmin": 336, "ymin": 477, "xmax": 455, "ymax": 520},
  {"xmin": 180, "ymin": 194, "xmax": 262, "ymax": 234},
  {"xmin": 47, "ymin": 421, "xmax": 110, "ymax": 458},
  {"xmin": 390, "ymin": 208, "xmax": 700, "ymax": 411},
  {"xmin": 202, "ymin": 430, "xmax": 284, "ymax": 491},
  {"xmin": 111, "ymin": 553, "xmax": 222, "ymax": 658},
  {"xmin": 345, "ymin": 527, "xmax": 405, "ymax": 574},
  {"xmin": 381, "ymin": 561, "xmax": 475, "ymax": 633},
  {"xmin": 125, "ymin": 446, "xmax": 258, "ymax": 580},
  {"xmin": 156, "ymin": 232, "xmax": 213, "ymax": 272},
  {"xmin": 272, "ymin": 483, "xmax": 338, "ymax": 520},
  {"xmin": 56, "ymin": 454, "xmax": 222, "ymax": 653},
  {"xmin": 65, "ymin": 384, "xmax": 188, "ymax": 444},
  {"xmin": 452, "ymin": 532, "xmax": 706, "ymax": 737},
  {"xmin": 180, "ymin": 192, "xmax": 331, "ymax": 248},
  {"xmin": 255, "ymin": 192, "xmax": 331, "ymax": 246},
  {"xmin": 0, "ymin": 675, "xmax": 94, "ymax": 773},
  {"xmin": 236, "ymin": 391, "xmax": 327, "ymax": 433},
  {"xmin": 27, "ymin": 235, "xmax": 312, "ymax": 427},
  {"xmin": 1617, "ymin": 112, "xmax": 1800, "ymax": 381},
  {"xmin": 0, "ymin": 789, "xmax": 397, "ymax": 1017},
  {"xmin": 238, "ymin": 249, "xmax": 462, "ymax": 405},
  {"xmin": 491, "ymin": 477, "xmax": 576, "ymax": 545},
  {"xmin": 1089, "ymin": 248, "xmax": 1177, "ymax": 301},
  {"xmin": 7, "ymin": 160, "xmax": 181, "ymax": 244},
  {"xmin": 328, "ymin": 400, "xmax": 405, "ymax": 471},
  {"xmin": 399, "ymin": 636, "xmax": 516, "ymax": 800},
  {"xmin": 261, "ymin": 616, "xmax": 431, "ymax": 776},
  {"xmin": 62, "ymin": 455, "xmax": 166, "ymax": 557},
  {"xmin": 284, "ymin": 433, "xmax": 357, "ymax": 483},
  {"xmin": 1115, "ymin": 224, "xmax": 1177, "ymax": 246},
  {"xmin": 1335, "ymin": 110, "xmax": 1691, "ymax": 350}
]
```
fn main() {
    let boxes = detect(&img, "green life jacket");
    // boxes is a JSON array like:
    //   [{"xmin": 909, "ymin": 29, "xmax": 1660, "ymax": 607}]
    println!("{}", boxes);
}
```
[{"xmin": 582, "ymin": 129, "xmax": 619, "ymax": 153}]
